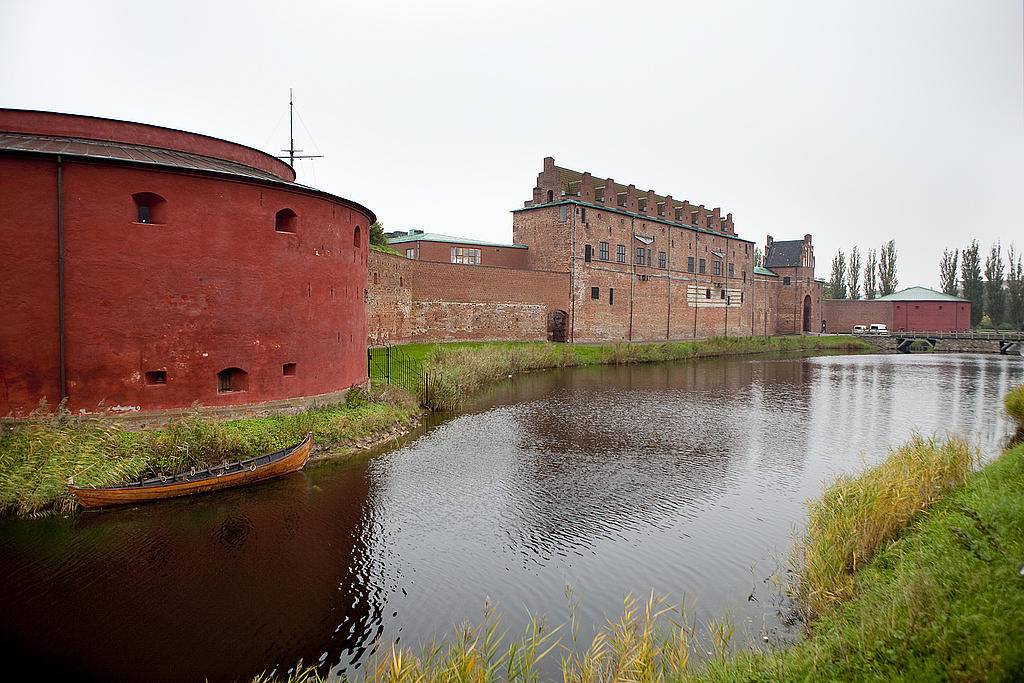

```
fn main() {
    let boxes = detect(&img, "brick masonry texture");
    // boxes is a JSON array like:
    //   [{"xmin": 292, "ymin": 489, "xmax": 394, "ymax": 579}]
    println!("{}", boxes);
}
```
[
  {"xmin": 368, "ymin": 157, "xmax": 827, "ymax": 346},
  {"xmin": 367, "ymin": 251, "xmax": 568, "ymax": 344},
  {"xmin": 0, "ymin": 110, "xmax": 372, "ymax": 417},
  {"xmin": 823, "ymin": 299, "xmax": 970, "ymax": 333}
]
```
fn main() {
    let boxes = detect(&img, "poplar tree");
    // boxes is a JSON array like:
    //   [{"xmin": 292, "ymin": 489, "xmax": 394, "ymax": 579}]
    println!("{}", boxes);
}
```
[
  {"xmin": 864, "ymin": 249, "xmax": 878, "ymax": 300},
  {"xmin": 939, "ymin": 249, "xmax": 959, "ymax": 296},
  {"xmin": 984, "ymin": 242, "xmax": 1005, "ymax": 326},
  {"xmin": 878, "ymin": 240, "xmax": 898, "ymax": 296},
  {"xmin": 847, "ymin": 246, "xmax": 861, "ymax": 299},
  {"xmin": 961, "ymin": 241, "xmax": 984, "ymax": 327},
  {"xmin": 827, "ymin": 250, "xmax": 847, "ymax": 299},
  {"xmin": 754, "ymin": 246, "xmax": 763, "ymax": 268},
  {"xmin": 1007, "ymin": 244, "xmax": 1024, "ymax": 329}
]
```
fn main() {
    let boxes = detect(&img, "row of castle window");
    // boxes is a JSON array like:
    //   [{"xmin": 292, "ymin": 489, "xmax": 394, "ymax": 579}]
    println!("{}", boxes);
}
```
[
  {"xmin": 589, "ymin": 286, "xmax": 743, "ymax": 304},
  {"xmin": 131, "ymin": 193, "xmax": 362, "ymax": 246},
  {"xmin": 559, "ymin": 196, "xmax": 730, "ymax": 231},
  {"xmin": 586, "ymin": 242, "xmax": 739, "ymax": 278},
  {"xmin": 143, "ymin": 365, "xmax": 296, "ymax": 392}
]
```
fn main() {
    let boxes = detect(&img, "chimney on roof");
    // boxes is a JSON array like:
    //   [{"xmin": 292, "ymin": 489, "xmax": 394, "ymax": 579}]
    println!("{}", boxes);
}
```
[
  {"xmin": 543, "ymin": 156, "xmax": 555, "ymax": 171},
  {"xmin": 766, "ymin": 235, "xmax": 774, "ymax": 250},
  {"xmin": 804, "ymin": 233, "xmax": 812, "ymax": 245}
]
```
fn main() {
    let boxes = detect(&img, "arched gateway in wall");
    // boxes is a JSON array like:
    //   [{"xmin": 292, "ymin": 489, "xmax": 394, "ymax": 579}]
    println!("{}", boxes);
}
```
[
  {"xmin": 548, "ymin": 310, "xmax": 569, "ymax": 342},
  {"xmin": 0, "ymin": 108, "xmax": 376, "ymax": 417},
  {"xmin": 802, "ymin": 295, "xmax": 812, "ymax": 333}
]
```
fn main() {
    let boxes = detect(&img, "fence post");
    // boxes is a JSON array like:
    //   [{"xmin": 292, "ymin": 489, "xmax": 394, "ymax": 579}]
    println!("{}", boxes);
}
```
[{"xmin": 387, "ymin": 345, "xmax": 392, "ymax": 382}]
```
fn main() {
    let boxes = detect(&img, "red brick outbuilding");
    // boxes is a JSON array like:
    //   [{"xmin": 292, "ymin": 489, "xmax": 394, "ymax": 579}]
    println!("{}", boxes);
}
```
[
  {"xmin": 0, "ymin": 109, "xmax": 374, "ymax": 417},
  {"xmin": 822, "ymin": 286, "xmax": 970, "ymax": 333}
]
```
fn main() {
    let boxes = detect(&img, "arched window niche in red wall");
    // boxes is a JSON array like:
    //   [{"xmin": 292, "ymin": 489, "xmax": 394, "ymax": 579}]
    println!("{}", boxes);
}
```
[
  {"xmin": 275, "ymin": 208, "xmax": 297, "ymax": 233},
  {"xmin": 354, "ymin": 224, "xmax": 361, "ymax": 248},
  {"xmin": 216, "ymin": 367, "xmax": 248, "ymax": 393},
  {"xmin": 132, "ymin": 192, "xmax": 166, "ymax": 224}
]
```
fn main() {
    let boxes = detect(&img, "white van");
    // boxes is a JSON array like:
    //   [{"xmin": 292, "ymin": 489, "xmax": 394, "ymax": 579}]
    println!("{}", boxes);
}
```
[
  {"xmin": 852, "ymin": 324, "xmax": 867, "ymax": 334},
  {"xmin": 868, "ymin": 323, "xmax": 888, "ymax": 335}
]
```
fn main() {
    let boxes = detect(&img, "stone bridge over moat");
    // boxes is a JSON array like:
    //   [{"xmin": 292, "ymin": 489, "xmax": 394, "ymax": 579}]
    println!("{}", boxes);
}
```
[{"xmin": 860, "ymin": 330, "xmax": 1024, "ymax": 355}]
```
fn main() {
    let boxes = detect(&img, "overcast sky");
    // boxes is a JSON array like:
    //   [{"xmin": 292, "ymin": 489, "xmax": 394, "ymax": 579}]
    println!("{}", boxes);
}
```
[{"xmin": 2, "ymin": 0, "xmax": 1021, "ymax": 290}]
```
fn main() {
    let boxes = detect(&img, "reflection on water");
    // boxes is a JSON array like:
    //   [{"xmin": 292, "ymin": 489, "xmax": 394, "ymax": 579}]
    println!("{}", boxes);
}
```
[{"xmin": 0, "ymin": 353, "xmax": 1020, "ymax": 681}]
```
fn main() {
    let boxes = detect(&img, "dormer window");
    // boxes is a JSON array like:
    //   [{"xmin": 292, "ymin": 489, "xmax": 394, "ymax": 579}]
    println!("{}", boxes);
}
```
[
  {"xmin": 275, "ymin": 208, "xmax": 297, "ymax": 233},
  {"xmin": 133, "ymin": 192, "xmax": 166, "ymax": 224}
]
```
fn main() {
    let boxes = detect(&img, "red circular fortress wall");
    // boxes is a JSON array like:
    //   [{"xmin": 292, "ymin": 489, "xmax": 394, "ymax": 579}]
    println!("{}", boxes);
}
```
[{"xmin": 0, "ymin": 109, "xmax": 373, "ymax": 417}]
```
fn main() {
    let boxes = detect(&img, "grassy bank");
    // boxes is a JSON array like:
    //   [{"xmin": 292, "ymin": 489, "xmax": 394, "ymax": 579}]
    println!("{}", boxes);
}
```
[
  {"xmin": 0, "ymin": 393, "xmax": 419, "ymax": 517},
  {"xmin": 260, "ymin": 389, "xmax": 1024, "ymax": 682},
  {"xmin": 386, "ymin": 335, "xmax": 870, "ymax": 411}
]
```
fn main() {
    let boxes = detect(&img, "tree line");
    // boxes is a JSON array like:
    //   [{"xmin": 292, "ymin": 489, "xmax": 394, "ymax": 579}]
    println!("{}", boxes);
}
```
[
  {"xmin": 939, "ymin": 241, "xmax": 1024, "ymax": 330},
  {"xmin": 824, "ymin": 241, "xmax": 898, "ymax": 300}
]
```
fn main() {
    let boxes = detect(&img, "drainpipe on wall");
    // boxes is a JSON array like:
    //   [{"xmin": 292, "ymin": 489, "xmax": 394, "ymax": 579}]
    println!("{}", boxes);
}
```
[
  {"xmin": 569, "ymin": 203, "xmax": 576, "ymax": 343},
  {"xmin": 666, "ymin": 225, "xmax": 672, "ymax": 340},
  {"xmin": 692, "ymin": 232, "xmax": 699, "ymax": 339},
  {"xmin": 628, "ymin": 217, "xmax": 635, "ymax": 342},
  {"xmin": 56, "ymin": 155, "xmax": 67, "ymax": 402},
  {"xmin": 723, "ymin": 242, "xmax": 729, "ymax": 338}
]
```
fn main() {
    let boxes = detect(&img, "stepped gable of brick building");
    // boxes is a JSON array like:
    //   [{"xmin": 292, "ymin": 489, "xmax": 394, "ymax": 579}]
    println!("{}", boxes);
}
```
[{"xmin": 523, "ymin": 156, "xmax": 741, "ymax": 238}]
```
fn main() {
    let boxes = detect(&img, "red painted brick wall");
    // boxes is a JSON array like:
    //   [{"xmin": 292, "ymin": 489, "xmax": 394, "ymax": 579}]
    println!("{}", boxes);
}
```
[
  {"xmin": 822, "ymin": 299, "xmax": 969, "ymax": 332},
  {"xmin": 0, "ymin": 156, "xmax": 371, "ymax": 417},
  {"xmin": 892, "ymin": 301, "xmax": 970, "ymax": 331}
]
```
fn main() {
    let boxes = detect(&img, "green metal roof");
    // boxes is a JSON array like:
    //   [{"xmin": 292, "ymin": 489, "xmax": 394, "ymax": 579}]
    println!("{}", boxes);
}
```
[
  {"xmin": 387, "ymin": 231, "xmax": 527, "ymax": 249},
  {"xmin": 875, "ymin": 286, "xmax": 968, "ymax": 302},
  {"xmin": 754, "ymin": 266, "xmax": 777, "ymax": 277}
]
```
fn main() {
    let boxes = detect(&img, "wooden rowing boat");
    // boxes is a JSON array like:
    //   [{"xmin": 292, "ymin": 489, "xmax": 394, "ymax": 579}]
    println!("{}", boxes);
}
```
[{"xmin": 68, "ymin": 433, "xmax": 313, "ymax": 509}]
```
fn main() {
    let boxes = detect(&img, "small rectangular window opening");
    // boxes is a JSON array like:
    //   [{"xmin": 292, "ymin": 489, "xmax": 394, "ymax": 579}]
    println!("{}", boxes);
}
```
[
  {"xmin": 144, "ymin": 370, "xmax": 166, "ymax": 385},
  {"xmin": 283, "ymin": 363, "xmax": 297, "ymax": 376},
  {"xmin": 591, "ymin": 287, "xmax": 600, "ymax": 300},
  {"xmin": 609, "ymin": 288, "xmax": 614, "ymax": 305},
  {"xmin": 584, "ymin": 244, "xmax": 593, "ymax": 262},
  {"xmin": 705, "ymin": 288, "xmax": 711, "ymax": 299}
]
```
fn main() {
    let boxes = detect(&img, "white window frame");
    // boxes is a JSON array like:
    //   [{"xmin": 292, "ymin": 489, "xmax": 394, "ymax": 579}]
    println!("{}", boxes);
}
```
[{"xmin": 451, "ymin": 247, "xmax": 481, "ymax": 265}]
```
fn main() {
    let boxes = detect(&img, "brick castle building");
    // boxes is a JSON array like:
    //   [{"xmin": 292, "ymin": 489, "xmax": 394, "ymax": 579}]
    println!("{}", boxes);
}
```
[
  {"xmin": 368, "ymin": 157, "xmax": 823, "ymax": 344},
  {"xmin": 0, "ymin": 109, "xmax": 374, "ymax": 417}
]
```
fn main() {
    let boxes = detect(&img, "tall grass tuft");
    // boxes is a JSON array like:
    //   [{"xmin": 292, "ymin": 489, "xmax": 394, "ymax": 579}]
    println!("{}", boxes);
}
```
[
  {"xmin": 424, "ymin": 344, "xmax": 578, "ymax": 411},
  {"xmin": 0, "ymin": 399, "xmax": 419, "ymax": 517},
  {"xmin": 793, "ymin": 433, "xmax": 979, "ymax": 620},
  {"xmin": 1005, "ymin": 384, "xmax": 1024, "ymax": 445},
  {"xmin": 423, "ymin": 336, "xmax": 869, "ymax": 411}
]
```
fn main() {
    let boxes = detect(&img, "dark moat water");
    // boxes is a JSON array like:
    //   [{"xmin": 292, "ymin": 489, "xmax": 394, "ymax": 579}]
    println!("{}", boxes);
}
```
[{"xmin": 1, "ymin": 352, "xmax": 1021, "ymax": 681}]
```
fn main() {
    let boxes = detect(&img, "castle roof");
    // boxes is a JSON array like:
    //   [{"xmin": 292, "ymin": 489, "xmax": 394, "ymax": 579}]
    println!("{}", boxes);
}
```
[
  {"xmin": 876, "ymin": 286, "xmax": 968, "ymax": 302},
  {"xmin": 764, "ymin": 240, "xmax": 805, "ymax": 268},
  {"xmin": 387, "ymin": 230, "xmax": 526, "ymax": 249}
]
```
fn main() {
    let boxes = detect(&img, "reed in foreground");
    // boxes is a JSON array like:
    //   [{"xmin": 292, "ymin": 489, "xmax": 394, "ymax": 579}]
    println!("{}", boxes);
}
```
[{"xmin": 793, "ymin": 433, "xmax": 979, "ymax": 621}]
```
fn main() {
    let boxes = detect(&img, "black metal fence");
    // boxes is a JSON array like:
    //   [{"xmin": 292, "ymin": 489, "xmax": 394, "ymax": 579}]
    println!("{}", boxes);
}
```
[{"xmin": 368, "ymin": 346, "xmax": 426, "ymax": 402}]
